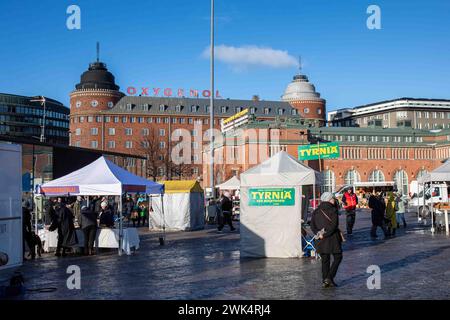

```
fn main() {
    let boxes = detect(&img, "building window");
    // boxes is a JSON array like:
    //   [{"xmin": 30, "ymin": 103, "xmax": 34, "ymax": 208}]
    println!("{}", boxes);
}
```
[
  {"xmin": 235, "ymin": 107, "xmax": 242, "ymax": 113},
  {"xmin": 440, "ymin": 112, "xmax": 445, "ymax": 119},
  {"xmin": 292, "ymin": 109, "xmax": 297, "ymax": 116},
  {"xmin": 369, "ymin": 170, "xmax": 385, "ymax": 182},
  {"xmin": 432, "ymin": 112, "xmax": 437, "ymax": 119},
  {"xmin": 344, "ymin": 170, "xmax": 361, "ymax": 185},
  {"xmin": 96, "ymin": 116, "xmax": 102, "ymax": 123},
  {"xmin": 105, "ymin": 116, "xmax": 110, "ymax": 123},
  {"xmin": 108, "ymin": 128, "xmax": 115, "ymax": 135},
  {"xmin": 191, "ymin": 129, "xmax": 198, "ymax": 136},
  {"xmin": 192, "ymin": 142, "xmax": 199, "ymax": 149},
  {"xmin": 125, "ymin": 141, "xmax": 133, "ymax": 149},
  {"xmin": 159, "ymin": 104, "xmax": 166, "ymax": 112},
  {"xmin": 130, "ymin": 117, "xmax": 136, "ymax": 123},
  {"xmin": 88, "ymin": 116, "xmax": 93, "ymax": 123},
  {"xmin": 192, "ymin": 167, "xmax": 199, "ymax": 175},
  {"xmin": 191, "ymin": 105, "xmax": 198, "ymax": 113},
  {"xmin": 164, "ymin": 118, "xmax": 169, "ymax": 123},
  {"xmin": 396, "ymin": 111, "xmax": 407, "ymax": 119},
  {"xmin": 138, "ymin": 117, "xmax": 144, "ymax": 123},
  {"xmin": 122, "ymin": 116, "xmax": 127, "ymax": 123},
  {"xmin": 142, "ymin": 104, "xmax": 149, "ymax": 111},
  {"xmin": 221, "ymin": 106, "xmax": 227, "ymax": 113},
  {"xmin": 91, "ymin": 100, "xmax": 98, "ymax": 108},
  {"xmin": 75, "ymin": 128, "xmax": 81, "ymax": 136},
  {"xmin": 188, "ymin": 118, "xmax": 193, "ymax": 124},
  {"xmin": 264, "ymin": 108, "xmax": 270, "ymax": 115},
  {"xmin": 416, "ymin": 137, "xmax": 423, "ymax": 142},
  {"xmin": 394, "ymin": 170, "xmax": 408, "ymax": 195},
  {"xmin": 126, "ymin": 103, "xmax": 132, "ymax": 111},
  {"xmin": 424, "ymin": 112, "xmax": 429, "ymax": 119},
  {"xmin": 159, "ymin": 141, "xmax": 166, "ymax": 149},
  {"xmin": 322, "ymin": 170, "xmax": 335, "ymax": 193},
  {"xmin": 250, "ymin": 107, "xmax": 256, "ymax": 114},
  {"xmin": 90, "ymin": 141, "xmax": 98, "ymax": 148},
  {"xmin": 147, "ymin": 117, "xmax": 153, "ymax": 123},
  {"xmin": 156, "ymin": 117, "xmax": 161, "ymax": 123},
  {"xmin": 172, "ymin": 118, "xmax": 177, "ymax": 124},
  {"xmin": 141, "ymin": 141, "xmax": 149, "ymax": 148},
  {"xmin": 157, "ymin": 167, "xmax": 165, "ymax": 176},
  {"xmin": 204, "ymin": 119, "xmax": 209, "ymax": 125},
  {"xmin": 304, "ymin": 108, "xmax": 310, "ymax": 114},
  {"xmin": 179, "ymin": 118, "xmax": 186, "ymax": 124},
  {"xmin": 75, "ymin": 101, "xmax": 82, "ymax": 108},
  {"xmin": 125, "ymin": 128, "xmax": 132, "ymax": 135},
  {"xmin": 90, "ymin": 128, "xmax": 98, "ymax": 135},
  {"xmin": 142, "ymin": 128, "xmax": 149, "ymax": 136},
  {"xmin": 317, "ymin": 109, "xmax": 322, "ymax": 115},
  {"xmin": 382, "ymin": 136, "xmax": 390, "ymax": 142},
  {"xmin": 384, "ymin": 113, "xmax": 389, "ymax": 120},
  {"xmin": 74, "ymin": 141, "xmax": 81, "ymax": 147},
  {"xmin": 159, "ymin": 129, "xmax": 165, "ymax": 136},
  {"xmin": 416, "ymin": 169, "xmax": 428, "ymax": 181},
  {"xmin": 114, "ymin": 116, "xmax": 119, "ymax": 123},
  {"xmin": 175, "ymin": 105, "xmax": 182, "ymax": 112},
  {"xmin": 108, "ymin": 141, "xmax": 115, "ymax": 149}
]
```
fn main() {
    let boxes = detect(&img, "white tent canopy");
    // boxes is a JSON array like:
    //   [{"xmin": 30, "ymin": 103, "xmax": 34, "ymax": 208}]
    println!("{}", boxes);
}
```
[
  {"xmin": 39, "ymin": 156, "xmax": 164, "ymax": 196},
  {"xmin": 216, "ymin": 176, "xmax": 240, "ymax": 190},
  {"xmin": 418, "ymin": 160, "xmax": 450, "ymax": 183},
  {"xmin": 240, "ymin": 151, "xmax": 323, "ymax": 187},
  {"xmin": 240, "ymin": 151, "xmax": 322, "ymax": 258}
]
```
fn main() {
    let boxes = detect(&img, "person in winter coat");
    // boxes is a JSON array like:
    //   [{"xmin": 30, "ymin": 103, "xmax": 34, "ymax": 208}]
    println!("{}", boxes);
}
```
[
  {"xmin": 79, "ymin": 206, "xmax": 98, "ymax": 255},
  {"xmin": 341, "ymin": 188, "xmax": 358, "ymax": 235},
  {"xmin": 396, "ymin": 192, "xmax": 408, "ymax": 228},
  {"xmin": 218, "ymin": 192, "xmax": 235, "ymax": 232},
  {"xmin": 368, "ymin": 192, "xmax": 389, "ymax": 239},
  {"xmin": 98, "ymin": 201, "xmax": 114, "ymax": 228},
  {"xmin": 385, "ymin": 192, "xmax": 398, "ymax": 237},
  {"xmin": 311, "ymin": 192, "xmax": 343, "ymax": 288},
  {"xmin": 51, "ymin": 200, "xmax": 78, "ymax": 257}
]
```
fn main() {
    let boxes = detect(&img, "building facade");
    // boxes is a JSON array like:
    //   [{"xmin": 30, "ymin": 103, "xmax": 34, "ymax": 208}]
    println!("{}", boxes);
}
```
[
  {"xmin": 328, "ymin": 98, "xmax": 450, "ymax": 130},
  {"xmin": 0, "ymin": 93, "xmax": 69, "ymax": 145},
  {"xmin": 69, "ymin": 59, "xmax": 326, "ymax": 180},
  {"xmin": 202, "ymin": 118, "xmax": 449, "ymax": 194}
]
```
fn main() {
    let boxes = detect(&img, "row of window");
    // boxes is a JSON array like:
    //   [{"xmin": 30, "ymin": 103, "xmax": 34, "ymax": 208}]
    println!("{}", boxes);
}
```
[
  {"xmin": 72, "ymin": 115, "xmax": 217, "ymax": 125},
  {"xmin": 340, "ymin": 147, "xmax": 445, "ymax": 160},
  {"xmin": 0, "ymin": 104, "xmax": 69, "ymax": 120},
  {"xmin": 321, "ymin": 135, "xmax": 422, "ymax": 143},
  {"xmin": 0, "ymin": 124, "xmax": 68, "ymax": 137},
  {"xmin": 75, "ymin": 127, "xmax": 200, "ymax": 138},
  {"xmin": 322, "ymin": 169, "xmax": 428, "ymax": 194},
  {"xmin": 0, "ymin": 114, "xmax": 69, "ymax": 129}
]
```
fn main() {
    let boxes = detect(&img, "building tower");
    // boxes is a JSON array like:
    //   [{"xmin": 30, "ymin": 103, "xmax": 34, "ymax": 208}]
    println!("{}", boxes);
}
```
[
  {"xmin": 281, "ymin": 60, "xmax": 326, "ymax": 125},
  {"xmin": 69, "ymin": 43, "xmax": 125, "ymax": 149}
]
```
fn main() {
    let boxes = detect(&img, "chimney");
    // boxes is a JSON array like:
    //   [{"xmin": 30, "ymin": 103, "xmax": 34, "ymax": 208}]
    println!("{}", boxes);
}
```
[{"xmin": 252, "ymin": 95, "xmax": 260, "ymax": 102}]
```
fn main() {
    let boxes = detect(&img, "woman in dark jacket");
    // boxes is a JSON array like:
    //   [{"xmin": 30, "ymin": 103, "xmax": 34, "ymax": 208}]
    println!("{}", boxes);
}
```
[
  {"xmin": 311, "ymin": 192, "xmax": 343, "ymax": 288},
  {"xmin": 80, "ymin": 206, "xmax": 98, "ymax": 255},
  {"xmin": 368, "ymin": 193, "xmax": 388, "ymax": 239}
]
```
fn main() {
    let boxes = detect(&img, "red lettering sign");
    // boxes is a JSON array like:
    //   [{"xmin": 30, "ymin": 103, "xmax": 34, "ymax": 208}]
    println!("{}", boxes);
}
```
[
  {"xmin": 202, "ymin": 90, "xmax": 211, "ymax": 98},
  {"xmin": 178, "ymin": 89, "xmax": 184, "ymax": 97},
  {"xmin": 164, "ymin": 88, "xmax": 172, "ymax": 97},
  {"xmin": 127, "ymin": 87, "xmax": 137, "ymax": 95},
  {"xmin": 216, "ymin": 90, "xmax": 222, "ymax": 98},
  {"xmin": 190, "ymin": 89, "xmax": 199, "ymax": 98},
  {"xmin": 153, "ymin": 88, "xmax": 160, "ymax": 96},
  {"xmin": 141, "ymin": 87, "xmax": 149, "ymax": 95}
]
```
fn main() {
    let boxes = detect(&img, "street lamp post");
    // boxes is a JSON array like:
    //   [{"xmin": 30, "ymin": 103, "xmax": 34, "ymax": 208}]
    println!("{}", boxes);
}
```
[
  {"xmin": 209, "ymin": 0, "xmax": 215, "ymax": 200},
  {"xmin": 30, "ymin": 96, "xmax": 47, "ymax": 143}
]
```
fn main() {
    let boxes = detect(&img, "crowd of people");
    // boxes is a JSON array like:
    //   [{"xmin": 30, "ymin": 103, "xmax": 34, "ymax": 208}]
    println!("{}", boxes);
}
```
[{"xmin": 22, "ymin": 194, "xmax": 151, "ymax": 259}]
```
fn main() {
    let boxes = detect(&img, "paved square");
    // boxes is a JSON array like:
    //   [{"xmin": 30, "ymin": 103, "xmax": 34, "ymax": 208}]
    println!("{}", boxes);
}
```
[{"xmin": 8, "ymin": 209, "xmax": 450, "ymax": 300}]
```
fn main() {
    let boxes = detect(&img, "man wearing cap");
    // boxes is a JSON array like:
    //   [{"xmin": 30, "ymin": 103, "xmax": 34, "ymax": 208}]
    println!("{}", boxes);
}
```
[
  {"xmin": 311, "ymin": 192, "xmax": 343, "ymax": 288},
  {"xmin": 218, "ymin": 191, "xmax": 236, "ymax": 232}
]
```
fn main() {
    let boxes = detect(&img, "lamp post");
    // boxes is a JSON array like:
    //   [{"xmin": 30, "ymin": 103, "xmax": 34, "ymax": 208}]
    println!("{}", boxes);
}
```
[
  {"xmin": 30, "ymin": 96, "xmax": 47, "ymax": 143},
  {"xmin": 209, "ymin": 0, "xmax": 215, "ymax": 200}
]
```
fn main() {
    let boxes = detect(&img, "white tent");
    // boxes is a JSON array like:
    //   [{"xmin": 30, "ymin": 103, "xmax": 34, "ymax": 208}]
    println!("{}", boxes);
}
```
[
  {"xmin": 38, "ymin": 156, "xmax": 164, "ymax": 255},
  {"xmin": 150, "ymin": 180, "xmax": 205, "ymax": 231},
  {"xmin": 216, "ymin": 176, "xmax": 240, "ymax": 190},
  {"xmin": 418, "ymin": 160, "xmax": 450, "ymax": 183},
  {"xmin": 240, "ymin": 151, "xmax": 322, "ymax": 258}
]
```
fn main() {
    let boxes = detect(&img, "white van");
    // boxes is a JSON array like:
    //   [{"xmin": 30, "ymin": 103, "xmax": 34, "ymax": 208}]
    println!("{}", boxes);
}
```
[{"xmin": 409, "ymin": 183, "xmax": 449, "ymax": 217}]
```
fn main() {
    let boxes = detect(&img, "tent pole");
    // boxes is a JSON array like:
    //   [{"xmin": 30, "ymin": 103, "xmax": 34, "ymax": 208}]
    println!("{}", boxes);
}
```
[
  {"xmin": 431, "ymin": 182, "xmax": 434, "ymax": 234},
  {"xmin": 159, "ymin": 193, "xmax": 165, "ymax": 245},
  {"xmin": 119, "ymin": 194, "xmax": 123, "ymax": 256},
  {"xmin": 313, "ymin": 184, "xmax": 316, "ymax": 210}
]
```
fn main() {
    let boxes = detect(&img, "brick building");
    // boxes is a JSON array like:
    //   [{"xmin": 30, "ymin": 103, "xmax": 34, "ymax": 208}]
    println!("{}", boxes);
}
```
[{"xmin": 69, "ymin": 58, "xmax": 326, "ymax": 181}]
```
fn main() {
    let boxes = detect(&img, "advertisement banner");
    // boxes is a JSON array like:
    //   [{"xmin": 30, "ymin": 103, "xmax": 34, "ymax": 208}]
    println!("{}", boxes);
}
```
[
  {"xmin": 248, "ymin": 188, "xmax": 295, "ymax": 206},
  {"xmin": 298, "ymin": 142, "xmax": 340, "ymax": 160}
]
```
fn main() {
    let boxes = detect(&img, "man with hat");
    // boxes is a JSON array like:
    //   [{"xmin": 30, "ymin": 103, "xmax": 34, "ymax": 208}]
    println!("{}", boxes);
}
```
[{"xmin": 311, "ymin": 192, "xmax": 344, "ymax": 288}]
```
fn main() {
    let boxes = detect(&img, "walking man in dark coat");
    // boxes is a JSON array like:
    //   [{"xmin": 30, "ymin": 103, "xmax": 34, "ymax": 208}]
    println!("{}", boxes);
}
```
[
  {"xmin": 368, "ymin": 192, "xmax": 389, "ymax": 239},
  {"xmin": 52, "ymin": 200, "xmax": 78, "ymax": 257},
  {"xmin": 218, "ymin": 192, "xmax": 236, "ymax": 232},
  {"xmin": 311, "ymin": 192, "xmax": 343, "ymax": 288}
]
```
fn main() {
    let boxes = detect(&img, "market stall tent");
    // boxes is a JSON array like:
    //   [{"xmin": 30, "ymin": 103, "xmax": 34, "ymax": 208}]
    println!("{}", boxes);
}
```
[
  {"xmin": 216, "ymin": 176, "xmax": 240, "ymax": 190},
  {"xmin": 418, "ymin": 160, "xmax": 450, "ymax": 183},
  {"xmin": 149, "ymin": 180, "xmax": 205, "ymax": 231},
  {"xmin": 38, "ymin": 156, "xmax": 164, "ymax": 255},
  {"xmin": 240, "ymin": 151, "xmax": 322, "ymax": 258}
]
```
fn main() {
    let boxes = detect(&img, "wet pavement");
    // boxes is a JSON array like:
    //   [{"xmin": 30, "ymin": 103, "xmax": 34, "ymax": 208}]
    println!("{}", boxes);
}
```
[{"xmin": 5, "ymin": 209, "xmax": 450, "ymax": 300}]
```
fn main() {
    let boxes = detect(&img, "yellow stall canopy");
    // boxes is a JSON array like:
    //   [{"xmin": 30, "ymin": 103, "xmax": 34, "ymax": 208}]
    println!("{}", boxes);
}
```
[{"xmin": 159, "ymin": 180, "xmax": 204, "ymax": 194}]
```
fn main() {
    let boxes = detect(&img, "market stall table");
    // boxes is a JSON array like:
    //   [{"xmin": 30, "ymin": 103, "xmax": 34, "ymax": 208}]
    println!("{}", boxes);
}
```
[{"xmin": 38, "ymin": 228, "xmax": 140, "ymax": 255}]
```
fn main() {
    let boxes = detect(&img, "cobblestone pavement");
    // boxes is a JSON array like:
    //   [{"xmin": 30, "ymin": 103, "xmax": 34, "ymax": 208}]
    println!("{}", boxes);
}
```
[{"xmin": 5, "ymin": 209, "xmax": 450, "ymax": 300}]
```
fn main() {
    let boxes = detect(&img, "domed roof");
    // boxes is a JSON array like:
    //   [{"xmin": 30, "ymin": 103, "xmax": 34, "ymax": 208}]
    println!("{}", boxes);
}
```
[
  {"xmin": 281, "ymin": 73, "xmax": 323, "ymax": 102},
  {"xmin": 75, "ymin": 61, "xmax": 120, "ymax": 91}
]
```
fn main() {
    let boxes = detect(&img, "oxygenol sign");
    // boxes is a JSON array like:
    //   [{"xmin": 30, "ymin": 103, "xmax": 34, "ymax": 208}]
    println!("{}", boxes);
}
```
[{"xmin": 127, "ymin": 87, "xmax": 222, "ymax": 98}]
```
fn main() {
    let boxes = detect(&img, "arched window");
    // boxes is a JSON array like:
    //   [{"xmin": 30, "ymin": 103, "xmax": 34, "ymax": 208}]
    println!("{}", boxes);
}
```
[
  {"xmin": 369, "ymin": 170, "xmax": 385, "ymax": 182},
  {"xmin": 394, "ymin": 170, "xmax": 409, "ymax": 195},
  {"xmin": 344, "ymin": 169, "xmax": 361, "ymax": 185},
  {"xmin": 322, "ymin": 170, "xmax": 336, "ymax": 193},
  {"xmin": 416, "ymin": 169, "xmax": 428, "ymax": 180}
]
